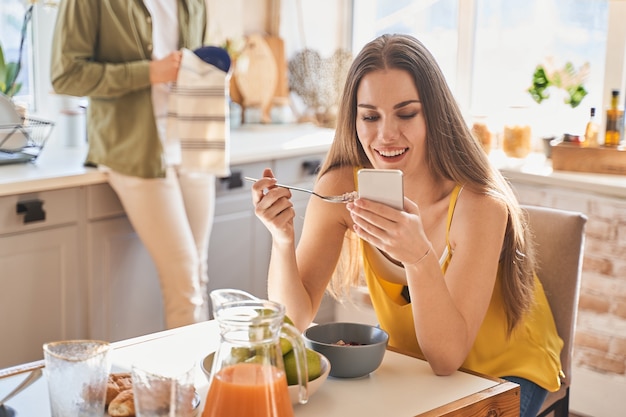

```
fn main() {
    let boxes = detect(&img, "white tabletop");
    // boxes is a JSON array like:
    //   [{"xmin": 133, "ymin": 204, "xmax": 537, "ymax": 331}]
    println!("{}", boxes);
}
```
[{"xmin": 0, "ymin": 320, "xmax": 512, "ymax": 416}]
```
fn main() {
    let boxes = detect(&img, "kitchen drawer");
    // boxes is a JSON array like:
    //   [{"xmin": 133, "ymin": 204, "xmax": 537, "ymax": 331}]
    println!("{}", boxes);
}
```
[
  {"xmin": 216, "ymin": 161, "xmax": 269, "ymax": 197},
  {"xmin": 273, "ymin": 153, "xmax": 326, "ymax": 184},
  {"xmin": 86, "ymin": 183, "xmax": 125, "ymax": 220},
  {"xmin": 0, "ymin": 188, "xmax": 79, "ymax": 235}
]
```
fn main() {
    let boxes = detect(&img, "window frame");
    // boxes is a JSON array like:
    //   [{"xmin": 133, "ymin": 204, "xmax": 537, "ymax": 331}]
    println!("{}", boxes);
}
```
[
  {"xmin": 352, "ymin": 0, "xmax": 625, "ymax": 130},
  {"xmin": 8, "ymin": 1, "xmax": 626, "ymax": 127}
]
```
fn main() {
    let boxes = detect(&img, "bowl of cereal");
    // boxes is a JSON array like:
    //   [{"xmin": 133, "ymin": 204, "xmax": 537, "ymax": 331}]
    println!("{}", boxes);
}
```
[{"xmin": 303, "ymin": 322, "xmax": 388, "ymax": 378}]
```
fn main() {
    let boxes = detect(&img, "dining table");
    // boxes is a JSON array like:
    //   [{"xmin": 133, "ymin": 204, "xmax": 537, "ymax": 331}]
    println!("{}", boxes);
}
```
[{"xmin": 0, "ymin": 320, "xmax": 520, "ymax": 416}]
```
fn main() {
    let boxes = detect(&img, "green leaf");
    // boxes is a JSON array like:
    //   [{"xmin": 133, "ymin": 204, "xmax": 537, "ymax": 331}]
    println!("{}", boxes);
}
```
[
  {"xmin": 6, "ymin": 62, "xmax": 19, "ymax": 83},
  {"xmin": 7, "ymin": 82, "xmax": 22, "ymax": 97},
  {"xmin": 2, "ymin": 62, "xmax": 20, "ymax": 97},
  {"xmin": 0, "ymin": 42, "xmax": 6, "ymax": 71},
  {"xmin": 0, "ymin": 54, "xmax": 6, "ymax": 87},
  {"xmin": 528, "ymin": 66, "xmax": 552, "ymax": 104},
  {"xmin": 565, "ymin": 85, "xmax": 588, "ymax": 108}
]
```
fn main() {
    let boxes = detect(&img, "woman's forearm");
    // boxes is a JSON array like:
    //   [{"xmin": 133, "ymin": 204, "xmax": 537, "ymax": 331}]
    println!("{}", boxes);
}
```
[
  {"xmin": 267, "ymin": 240, "xmax": 315, "ymax": 331},
  {"xmin": 406, "ymin": 253, "xmax": 475, "ymax": 375}
]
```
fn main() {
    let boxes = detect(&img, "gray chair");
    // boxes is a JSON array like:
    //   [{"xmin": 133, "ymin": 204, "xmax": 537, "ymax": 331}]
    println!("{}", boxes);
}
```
[{"xmin": 523, "ymin": 205, "xmax": 587, "ymax": 417}]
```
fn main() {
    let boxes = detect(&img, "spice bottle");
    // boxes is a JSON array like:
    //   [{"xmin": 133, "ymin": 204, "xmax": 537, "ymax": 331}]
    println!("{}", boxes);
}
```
[
  {"xmin": 604, "ymin": 90, "xmax": 623, "ymax": 146},
  {"xmin": 583, "ymin": 107, "xmax": 599, "ymax": 147}
]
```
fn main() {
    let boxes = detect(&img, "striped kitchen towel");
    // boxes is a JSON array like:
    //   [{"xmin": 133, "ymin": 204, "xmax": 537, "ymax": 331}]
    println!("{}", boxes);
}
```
[{"xmin": 167, "ymin": 48, "xmax": 231, "ymax": 176}]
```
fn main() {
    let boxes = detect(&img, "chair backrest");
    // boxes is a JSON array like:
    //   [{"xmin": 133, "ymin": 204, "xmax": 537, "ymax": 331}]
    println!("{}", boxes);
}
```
[{"xmin": 522, "ymin": 205, "xmax": 587, "ymax": 387}]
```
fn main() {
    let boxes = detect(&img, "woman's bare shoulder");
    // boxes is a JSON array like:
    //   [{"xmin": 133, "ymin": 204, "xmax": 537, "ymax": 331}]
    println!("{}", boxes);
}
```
[
  {"xmin": 448, "ymin": 187, "xmax": 509, "ymax": 257},
  {"xmin": 455, "ymin": 187, "xmax": 508, "ymax": 226}
]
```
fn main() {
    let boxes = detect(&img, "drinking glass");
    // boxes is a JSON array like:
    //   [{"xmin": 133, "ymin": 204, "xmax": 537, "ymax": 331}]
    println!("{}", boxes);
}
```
[
  {"xmin": 131, "ymin": 360, "xmax": 196, "ymax": 417},
  {"xmin": 43, "ymin": 340, "xmax": 111, "ymax": 417}
]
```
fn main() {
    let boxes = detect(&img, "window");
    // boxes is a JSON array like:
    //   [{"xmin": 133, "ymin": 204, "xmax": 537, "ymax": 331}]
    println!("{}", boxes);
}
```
[
  {"xmin": 353, "ymin": 0, "xmax": 612, "ymax": 139},
  {"xmin": 0, "ymin": 0, "xmax": 33, "ymax": 101},
  {"xmin": 0, "ymin": 1, "xmax": 58, "ymax": 115},
  {"xmin": 354, "ymin": 0, "xmax": 460, "ymax": 91},
  {"xmin": 472, "ymin": 0, "xmax": 607, "ymax": 136}
]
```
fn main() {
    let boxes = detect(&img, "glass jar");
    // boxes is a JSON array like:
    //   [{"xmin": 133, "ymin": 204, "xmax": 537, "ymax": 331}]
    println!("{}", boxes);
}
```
[
  {"xmin": 470, "ymin": 115, "xmax": 494, "ymax": 154},
  {"xmin": 502, "ymin": 106, "xmax": 532, "ymax": 158}
]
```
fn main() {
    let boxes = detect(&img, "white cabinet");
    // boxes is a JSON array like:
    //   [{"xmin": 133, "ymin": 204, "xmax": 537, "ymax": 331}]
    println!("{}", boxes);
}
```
[
  {"xmin": 0, "ymin": 184, "xmax": 165, "ymax": 369},
  {"xmin": 0, "ymin": 189, "xmax": 84, "ymax": 369},
  {"xmin": 206, "ymin": 161, "xmax": 273, "ymax": 309},
  {"xmin": 85, "ymin": 184, "xmax": 163, "ymax": 342},
  {"xmin": 0, "ymin": 142, "xmax": 335, "ymax": 368}
]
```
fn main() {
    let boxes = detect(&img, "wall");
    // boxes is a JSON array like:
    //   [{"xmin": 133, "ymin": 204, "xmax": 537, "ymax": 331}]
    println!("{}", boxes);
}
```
[
  {"xmin": 511, "ymin": 181, "xmax": 626, "ymax": 417},
  {"xmin": 206, "ymin": 0, "xmax": 266, "ymax": 44}
]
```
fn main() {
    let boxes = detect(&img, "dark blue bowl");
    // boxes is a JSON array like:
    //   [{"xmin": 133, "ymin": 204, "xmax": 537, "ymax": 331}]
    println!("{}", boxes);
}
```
[{"xmin": 193, "ymin": 46, "xmax": 231, "ymax": 72}]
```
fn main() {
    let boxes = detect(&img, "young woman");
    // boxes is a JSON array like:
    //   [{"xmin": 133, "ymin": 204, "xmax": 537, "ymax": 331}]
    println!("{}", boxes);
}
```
[{"xmin": 250, "ymin": 34, "xmax": 562, "ymax": 417}]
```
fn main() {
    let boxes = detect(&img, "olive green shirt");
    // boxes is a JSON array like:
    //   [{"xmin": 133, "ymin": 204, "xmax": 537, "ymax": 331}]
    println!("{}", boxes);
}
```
[{"xmin": 50, "ymin": 0, "xmax": 207, "ymax": 178}]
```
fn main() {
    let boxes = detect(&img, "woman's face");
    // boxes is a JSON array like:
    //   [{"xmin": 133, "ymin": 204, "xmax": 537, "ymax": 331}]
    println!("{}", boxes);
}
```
[{"xmin": 355, "ymin": 68, "xmax": 427, "ymax": 174}]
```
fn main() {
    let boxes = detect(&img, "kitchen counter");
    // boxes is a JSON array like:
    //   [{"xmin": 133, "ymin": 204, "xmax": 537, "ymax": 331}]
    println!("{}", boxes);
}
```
[
  {"xmin": 1, "ymin": 124, "xmax": 625, "ymax": 199},
  {"xmin": 491, "ymin": 150, "xmax": 626, "ymax": 199},
  {"xmin": 0, "ymin": 123, "xmax": 337, "ymax": 369},
  {"xmin": 0, "ymin": 123, "xmax": 335, "ymax": 197}
]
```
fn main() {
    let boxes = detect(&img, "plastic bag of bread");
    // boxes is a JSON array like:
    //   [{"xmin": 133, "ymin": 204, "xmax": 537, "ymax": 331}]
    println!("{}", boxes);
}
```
[
  {"xmin": 108, "ymin": 389, "xmax": 135, "ymax": 417},
  {"xmin": 106, "ymin": 373, "xmax": 135, "ymax": 417}
]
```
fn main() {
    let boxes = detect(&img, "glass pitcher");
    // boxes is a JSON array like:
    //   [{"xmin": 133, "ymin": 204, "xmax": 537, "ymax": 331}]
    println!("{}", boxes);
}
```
[
  {"xmin": 202, "ymin": 296, "xmax": 308, "ymax": 417},
  {"xmin": 209, "ymin": 288, "xmax": 259, "ymax": 317}
]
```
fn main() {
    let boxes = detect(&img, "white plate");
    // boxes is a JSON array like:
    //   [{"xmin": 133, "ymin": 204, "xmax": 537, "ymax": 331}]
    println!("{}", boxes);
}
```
[
  {"xmin": 200, "ymin": 351, "xmax": 331, "ymax": 405},
  {"xmin": 0, "ymin": 94, "xmax": 21, "ymax": 125},
  {"xmin": 0, "ymin": 94, "xmax": 26, "ymax": 151},
  {"xmin": 289, "ymin": 352, "xmax": 330, "ymax": 405},
  {"xmin": 0, "ymin": 128, "xmax": 28, "ymax": 151}
]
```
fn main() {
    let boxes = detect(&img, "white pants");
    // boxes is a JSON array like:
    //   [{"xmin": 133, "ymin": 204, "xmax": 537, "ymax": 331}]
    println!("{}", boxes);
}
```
[{"xmin": 107, "ymin": 167, "xmax": 216, "ymax": 329}]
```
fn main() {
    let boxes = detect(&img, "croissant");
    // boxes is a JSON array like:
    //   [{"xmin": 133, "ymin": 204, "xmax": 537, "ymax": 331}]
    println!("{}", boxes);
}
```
[{"xmin": 107, "ymin": 389, "xmax": 135, "ymax": 417}]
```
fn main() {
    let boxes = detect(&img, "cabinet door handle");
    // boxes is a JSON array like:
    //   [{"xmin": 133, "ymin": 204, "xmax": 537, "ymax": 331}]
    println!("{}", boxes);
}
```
[
  {"xmin": 220, "ymin": 171, "xmax": 244, "ymax": 189},
  {"xmin": 302, "ymin": 160, "xmax": 321, "ymax": 176},
  {"xmin": 16, "ymin": 199, "xmax": 46, "ymax": 224}
]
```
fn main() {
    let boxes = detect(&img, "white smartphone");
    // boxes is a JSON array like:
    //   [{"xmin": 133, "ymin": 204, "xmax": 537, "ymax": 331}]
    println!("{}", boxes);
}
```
[{"xmin": 357, "ymin": 169, "xmax": 404, "ymax": 210}]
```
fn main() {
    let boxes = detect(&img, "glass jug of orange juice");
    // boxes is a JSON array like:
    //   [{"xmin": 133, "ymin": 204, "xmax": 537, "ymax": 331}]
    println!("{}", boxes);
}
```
[{"xmin": 202, "ymin": 297, "xmax": 308, "ymax": 417}]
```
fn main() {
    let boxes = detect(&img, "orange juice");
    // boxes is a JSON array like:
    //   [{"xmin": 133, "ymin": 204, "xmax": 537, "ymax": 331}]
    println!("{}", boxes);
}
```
[{"xmin": 202, "ymin": 362, "xmax": 293, "ymax": 417}]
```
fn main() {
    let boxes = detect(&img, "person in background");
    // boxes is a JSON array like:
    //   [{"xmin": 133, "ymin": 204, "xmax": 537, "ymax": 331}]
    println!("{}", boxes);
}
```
[
  {"xmin": 51, "ymin": 0, "xmax": 216, "ymax": 329},
  {"xmin": 250, "ymin": 34, "xmax": 562, "ymax": 417}
]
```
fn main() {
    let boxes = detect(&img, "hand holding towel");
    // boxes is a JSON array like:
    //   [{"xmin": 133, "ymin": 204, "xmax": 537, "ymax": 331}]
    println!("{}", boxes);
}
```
[{"xmin": 167, "ymin": 48, "xmax": 230, "ymax": 176}]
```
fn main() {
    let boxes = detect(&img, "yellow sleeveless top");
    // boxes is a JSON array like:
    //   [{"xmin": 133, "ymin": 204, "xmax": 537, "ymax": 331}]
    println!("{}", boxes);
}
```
[{"xmin": 362, "ymin": 184, "xmax": 563, "ymax": 391}]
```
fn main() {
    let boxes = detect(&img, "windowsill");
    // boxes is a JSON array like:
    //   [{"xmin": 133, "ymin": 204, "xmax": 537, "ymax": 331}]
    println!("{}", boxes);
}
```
[{"xmin": 489, "ymin": 149, "xmax": 626, "ymax": 198}]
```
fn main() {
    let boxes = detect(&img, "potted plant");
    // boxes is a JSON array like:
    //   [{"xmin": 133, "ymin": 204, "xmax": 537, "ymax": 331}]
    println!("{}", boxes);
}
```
[
  {"xmin": 527, "ymin": 58, "xmax": 590, "ymax": 141},
  {"xmin": 0, "ymin": 41, "xmax": 22, "ymax": 97},
  {"xmin": 527, "ymin": 58, "xmax": 589, "ymax": 109},
  {"xmin": 0, "ymin": 1, "xmax": 53, "ymax": 99}
]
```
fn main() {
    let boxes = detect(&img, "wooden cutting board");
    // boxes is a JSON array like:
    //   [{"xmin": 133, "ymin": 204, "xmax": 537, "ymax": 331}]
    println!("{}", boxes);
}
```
[
  {"xmin": 264, "ymin": 35, "xmax": 289, "ymax": 101},
  {"xmin": 233, "ymin": 34, "xmax": 277, "ymax": 123},
  {"xmin": 229, "ymin": 35, "xmax": 289, "ymax": 121}
]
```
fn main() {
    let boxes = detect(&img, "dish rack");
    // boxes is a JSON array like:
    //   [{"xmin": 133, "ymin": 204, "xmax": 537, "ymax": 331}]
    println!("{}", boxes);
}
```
[{"xmin": 0, "ymin": 117, "xmax": 55, "ymax": 164}]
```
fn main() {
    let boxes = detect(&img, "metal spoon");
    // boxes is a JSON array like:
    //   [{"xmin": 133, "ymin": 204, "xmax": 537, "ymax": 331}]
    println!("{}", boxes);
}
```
[
  {"xmin": 244, "ymin": 177, "xmax": 357, "ymax": 203},
  {"xmin": 0, "ymin": 368, "xmax": 43, "ymax": 408}
]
